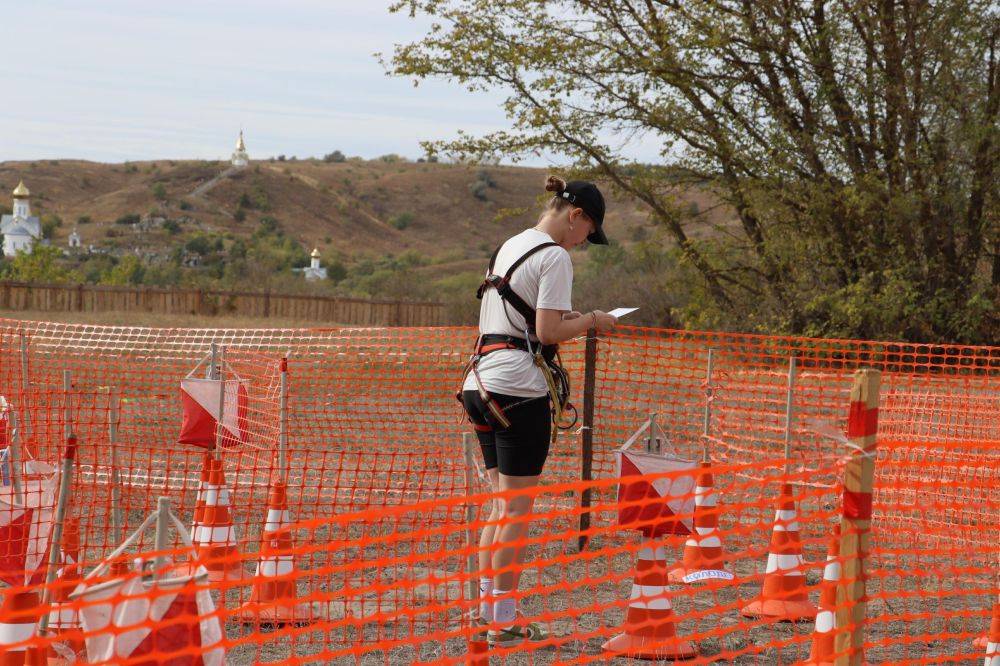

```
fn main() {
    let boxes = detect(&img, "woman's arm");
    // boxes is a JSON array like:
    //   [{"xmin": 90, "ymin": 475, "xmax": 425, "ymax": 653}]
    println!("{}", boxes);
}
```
[{"xmin": 535, "ymin": 308, "xmax": 617, "ymax": 345}]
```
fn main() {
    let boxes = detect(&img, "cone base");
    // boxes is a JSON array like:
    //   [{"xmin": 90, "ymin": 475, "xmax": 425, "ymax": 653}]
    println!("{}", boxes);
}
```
[
  {"xmin": 602, "ymin": 631, "xmax": 697, "ymax": 660},
  {"xmin": 667, "ymin": 564, "xmax": 729, "ymax": 584},
  {"xmin": 234, "ymin": 600, "xmax": 317, "ymax": 626},
  {"xmin": 467, "ymin": 636, "xmax": 489, "ymax": 666},
  {"xmin": 740, "ymin": 597, "xmax": 817, "ymax": 622}
]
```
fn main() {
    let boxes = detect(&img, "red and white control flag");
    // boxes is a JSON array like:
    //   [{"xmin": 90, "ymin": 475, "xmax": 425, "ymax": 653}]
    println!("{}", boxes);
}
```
[{"xmin": 178, "ymin": 378, "xmax": 248, "ymax": 449}]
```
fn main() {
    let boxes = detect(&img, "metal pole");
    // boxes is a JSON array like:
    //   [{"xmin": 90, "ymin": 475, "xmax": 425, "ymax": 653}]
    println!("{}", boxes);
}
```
[
  {"xmin": 462, "ymin": 433, "xmax": 478, "ymax": 610},
  {"xmin": 783, "ymin": 356, "xmax": 797, "ymax": 475},
  {"xmin": 19, "ymin": 332, "xmax": 30, "ymax": 444},
  {"xmin": 278, "ymin": 358, "xmax": 288, "ymax": 483},
  {"xmin": 702, "ymin": 348, "xmax": 715, "ymax": 462},
  {"xmin": 213, "ymin": 346, "xmax": 225, "ymax": 460},
  {"xmin": 38, "ymin": 435, "xmax": 77, "ymax": 637},
  {"xmin": 8, "ymin": 412, "xmax": 24, "ymax": 506},
  {"xmin": 210, "ymin": 342, "xmax": 219, "ymax": 380},
  {"xmin": 109, "ymin": 388, "xmax": 123, "ymax": 541},
  {"xmin": 63, "ymin": 370, "xmax": 72, "ymax": 441},
  {"xmin": 647, "ymin": 412, "xmax": 659, "ymax": 454},
  {"xmin": 577, "ymin": 326, "xmax": 598, "ymax": 552},
  {"xmin": 154, "ymin": 496, "xmax": 171, "ymax": 581}
]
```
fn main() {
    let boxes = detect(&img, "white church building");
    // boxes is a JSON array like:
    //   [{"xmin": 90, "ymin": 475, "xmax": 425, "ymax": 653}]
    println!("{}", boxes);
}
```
[
  {"xmin": 1, "ymin": 181, "xmax": 42, "ymax": 256},
  {"xmin": 297, "ymin": 248, "xmax": 328, "ymax": 281}
]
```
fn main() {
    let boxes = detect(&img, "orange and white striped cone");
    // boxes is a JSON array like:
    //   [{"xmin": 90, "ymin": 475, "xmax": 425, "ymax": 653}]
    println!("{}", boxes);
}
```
[
  {"xmin": 190, "ymin": 451, "xmax": 215, "ymax": 539},
  {"xmin": 979, "ymin": 600, "xmax": 999, "ymax": 664},
  {"xmin": 669, "ymin": 461, "xmax": 729, "ymax": 583},
  {"xmin": 800, "ymin": 524, "xmax": 842, "ymax": 666},
  {"xmin": 236, "ymin": 480, "xmax": 314, "ymax": 625},
  {"xmin": 603, "ymin": 544, "xmax": 697, "ymax": 660},
  {"xmin": 193, "ymin": 457, "xmax": 247, "ymax": 582},
  {"xmin": 44, "ymin": 517, "xmax": 85, "ymax": 664},
  {"xmin": 741, "ymin": 483, "xmax": 817, "ymax": 622},
  {"xmin": 0, "ymin": 589, "xmax": 45, "ymax": 666}
]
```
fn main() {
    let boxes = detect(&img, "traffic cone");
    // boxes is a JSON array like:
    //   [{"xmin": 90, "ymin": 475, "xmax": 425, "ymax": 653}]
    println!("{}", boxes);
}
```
[
  {"xmin": 979, "ymin": 599, "xmax": 999, "ymax": 664},
  {"xmin": 190, "ymin": 451, "xmax": 215, "ymax": 538},
  {"xmin": 467, "ymin": 633, "xmax": 489, "ymax": 666},
  {"xmin": 741, "ymin": 483, "xmax": 817, "ymax": 622},
  {"xmin": 44, "ymin": 518, "xmax": 85, "ymax": 664},
  {"xmin": 192, "ymin": 457, "xmax": 247, "ymax": 582},
  {"xmin": 800, "ymin": 525, "xmax": 842, "ymax": 665},
  {"xmin": 603, "ymin": 544, "xmax": 697, "ymax": 660},
  {"xmin": 669, "ymin": 460, "xmax": 728, "ymax": 583},
  {"xmin": 235, "ymin": 480, "xmax": 314, "ymax": 625},
  {"xmin": 0, "ymin": 588, "xmax": 46, "ymax": 666}
]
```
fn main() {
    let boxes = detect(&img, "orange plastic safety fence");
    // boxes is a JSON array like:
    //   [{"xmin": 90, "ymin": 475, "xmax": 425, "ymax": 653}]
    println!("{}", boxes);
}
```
[{"xmin": 0, "ymin": 319, "xmax": 995, "ymax": 664}]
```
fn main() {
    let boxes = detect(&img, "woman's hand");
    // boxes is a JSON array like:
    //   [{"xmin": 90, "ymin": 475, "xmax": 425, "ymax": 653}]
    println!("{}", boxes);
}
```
[{"xmin": 590, "ymin": 310, "xmax": 617, "ymax": 332}]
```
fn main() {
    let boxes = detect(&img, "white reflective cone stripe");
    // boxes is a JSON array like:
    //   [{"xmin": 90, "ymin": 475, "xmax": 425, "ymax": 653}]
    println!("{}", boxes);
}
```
[
  {"xmin": 694, "ymin": 486, "xmax": 716, "ymax": 507},
  {"xmin": 628, "ymin": 584, "xmax": 672, "ymax": 610},
  {"xmin": 257, "ymin": 556, "xmax": 294, "ymax": 578},
  {"xmin": 765, "ymin": 553, "xmax": 804, "ymax": 574},
  {"xmin": 47, "ymin": 605, "xmax": 78, "ymax": 627},
  {"xmin": 823, "ymin": 560, "xmax": 842, "ymax": 582},
  {"xmin": 194, "ymin": 525, "xmax": 237, "ymax": 544},
  {"xmin": 637, "ymin": 546, "xmax": 668, "ymax": 561},
  {"xmin": 815, "ymin": 610, "xmax": 835, "ymax": 633},
  {"xmin": 687, "ymin": 535, "xmax": 722, "ymax": 548},
  {"xmin": 0, "ymin": 620, "xmax": 34, "ymax": 645},
  {"xmin": 264, "ymin": 509, "xmax": 289, "ymax": 533},
  {"xmin": 773, "ymin": 509, "xmax": 798, "ymax": 531},
  {"xmin": 985, "ymin": 642, "xmax": 998, "ymax": 666}
]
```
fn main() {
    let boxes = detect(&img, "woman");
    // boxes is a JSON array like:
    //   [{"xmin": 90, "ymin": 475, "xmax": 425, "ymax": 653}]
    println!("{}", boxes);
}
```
[{"xmin": 461, "ymin": 175, "xmax": 617, "ymax": 646}]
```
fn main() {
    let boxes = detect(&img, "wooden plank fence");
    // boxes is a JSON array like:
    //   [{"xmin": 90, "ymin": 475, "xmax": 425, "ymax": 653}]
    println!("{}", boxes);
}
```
[{"xmin": 0, "ymin": 281, "xmax": 446, "ymax": 326}]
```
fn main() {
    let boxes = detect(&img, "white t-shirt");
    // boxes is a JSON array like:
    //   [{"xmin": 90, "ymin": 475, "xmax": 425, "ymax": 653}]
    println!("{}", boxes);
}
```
[{"xmin": 463, "ymin": 229, "xmax": 573, "ymax": 398}]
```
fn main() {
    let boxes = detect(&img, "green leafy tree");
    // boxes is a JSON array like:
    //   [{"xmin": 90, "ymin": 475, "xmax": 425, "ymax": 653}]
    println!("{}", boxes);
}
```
[
  {"xmin": 387, "ymin": 0, "xmax": 999, "ymax": 342},
  {"xmin": 1, "ymin": 245, "xmax": 77, "ymax": 283},
  {"xmin": 101, "ymin": 255, "xmax": 145, "ymax": 286},
  {"xmin": 151, "ymin": 183, "xmax": 167, "ymax": 200},
  {"xmin": 40, "ymin": 214, "xmax": 62, "ymax": 239}
]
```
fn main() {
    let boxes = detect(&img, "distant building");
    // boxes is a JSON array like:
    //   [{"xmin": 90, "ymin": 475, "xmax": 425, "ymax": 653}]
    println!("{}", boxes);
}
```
[
  {"xmin": 1, "ymin": 181, "xmax": 42, "ymax": 256},
  {"xmin": 299, "ymin": 248, "xmax": 328, "ymax": 281},
  {"xmin": 68, "ymin": 228, "xmax": 82, "ymax": 249},
  {"xmin": 232, "ymin": 130, "xmax": 249, "ymax": 168}
]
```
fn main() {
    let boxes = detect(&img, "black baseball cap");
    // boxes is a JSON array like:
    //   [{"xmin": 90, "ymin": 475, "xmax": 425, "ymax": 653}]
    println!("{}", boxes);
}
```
[{"xmin": 558, "ymin": 180, "xmax": 608, "ymax": 245}]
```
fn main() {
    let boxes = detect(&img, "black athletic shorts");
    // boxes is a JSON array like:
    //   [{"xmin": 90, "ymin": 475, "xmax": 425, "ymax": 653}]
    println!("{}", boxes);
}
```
[{"xmin": 461, "ymin": 389, "xmax": 551, "ymax": 477}]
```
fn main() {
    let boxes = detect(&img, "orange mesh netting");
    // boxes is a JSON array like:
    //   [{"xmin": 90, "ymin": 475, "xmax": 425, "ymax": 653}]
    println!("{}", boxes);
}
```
[{"xmin": 0, "ymin": 319, "xmax": 995, "ymax": 664}]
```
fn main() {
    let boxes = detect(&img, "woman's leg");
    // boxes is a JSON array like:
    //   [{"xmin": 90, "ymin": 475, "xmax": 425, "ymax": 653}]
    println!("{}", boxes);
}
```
[{"xmin": 491, "ymin": 472, "xmax": 540, "ymax": 594}]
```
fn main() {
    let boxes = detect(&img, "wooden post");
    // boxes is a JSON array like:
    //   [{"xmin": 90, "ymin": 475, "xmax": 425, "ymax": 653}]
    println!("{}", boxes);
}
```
[
  {"xmin": 37, "ymin": 434, "xmax": 77, "ymax": 637},
  {"xmin": 834, "ymin": 368, "xmax": 881, "ymax": 666},
  {"xmin": 109, "ymin": 389, "xmax": 123, "ymax": 541},
  {"xmin": 577, "ymin": 326, "xmax": 598, "ymax": 552},
  {"xmin": 462, "ymin": 434, "xmax": 479, "ymax": 610},
  {"xmin": 8, "ymin": 412, "xmax": 24, "ymax": 506},
  {"xmin": 278, "ymin": 358, "xmax": 288, "ymax": 483},
  {"xmin": 783, "ymin": 356, "xmax": 797, "ymax": 475},
  {"xmin": 702, "ymin": 348, "xmax": 715, "ymax": 462}
]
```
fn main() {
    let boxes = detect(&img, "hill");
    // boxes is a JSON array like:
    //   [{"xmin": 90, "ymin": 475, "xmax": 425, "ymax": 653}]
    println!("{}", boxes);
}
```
[{"xmin": 0, "ymin": 158, "xmax": 732, "ymax": 324}]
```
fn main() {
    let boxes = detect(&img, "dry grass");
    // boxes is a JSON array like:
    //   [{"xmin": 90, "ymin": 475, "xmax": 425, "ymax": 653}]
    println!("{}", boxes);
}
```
[{"xmin": 0, "ymin": 309, "xmax": 338, "ymax": 330}]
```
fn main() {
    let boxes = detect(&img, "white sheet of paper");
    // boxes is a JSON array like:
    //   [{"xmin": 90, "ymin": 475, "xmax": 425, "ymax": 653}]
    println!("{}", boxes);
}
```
[{"xmin": 607, "ymin": 307, "xmax": 638, "ymax": 319}]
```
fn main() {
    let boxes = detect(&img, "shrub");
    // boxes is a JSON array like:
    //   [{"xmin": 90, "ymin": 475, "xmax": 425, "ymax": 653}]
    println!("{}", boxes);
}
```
[
  {"xmin": 324, "ymin": 150, "xmax": 346, "ymax": 163},
  {"xmin": 233, "ymin": 206, "xmax": 247, "ymax": 222},
  {"xmin": 115, "ymin": 213, "xmax": 141, "ymax": 225},
  {"xmin": 470, "ymin": 180, "xmax": 489, "ymax": 201},
  {"xmin": 76, "ymin": 215, "xmax": 92, "ymax": 225},
  {"xmin": 178, "ymin": 200, "xmax": 193, "ymax": 211},
  {"xmin": 277, "ymin": 155, "xmax": 286, "ymax": 162},
  {"xmin": 40, "ymin": 214, "xmax": 63, "ymax": 239},
  {"xmin": 163, "ymin": 219, "xmax": 181, "ymax": 235},
  {"xmin": 389, "ymin": 212, "xmax": 414, "ymax": 230}
]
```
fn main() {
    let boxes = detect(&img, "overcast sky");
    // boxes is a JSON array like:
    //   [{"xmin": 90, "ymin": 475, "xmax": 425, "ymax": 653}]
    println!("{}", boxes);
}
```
[{"xmin": 1, "ymin": 1, "xmax": 662, "ymax": 166}]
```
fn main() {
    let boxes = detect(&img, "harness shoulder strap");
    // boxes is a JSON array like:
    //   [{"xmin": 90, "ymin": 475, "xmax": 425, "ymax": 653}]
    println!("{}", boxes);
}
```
[{"xmin": 477, "ymin": 241, "xmax": 560, "ymax": 331}]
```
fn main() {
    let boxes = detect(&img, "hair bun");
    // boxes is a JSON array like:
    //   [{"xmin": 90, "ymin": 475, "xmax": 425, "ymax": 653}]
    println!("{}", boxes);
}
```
[{"xmin": 544, "ymin": 175, "xmax": 566, "ymax": 194}]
